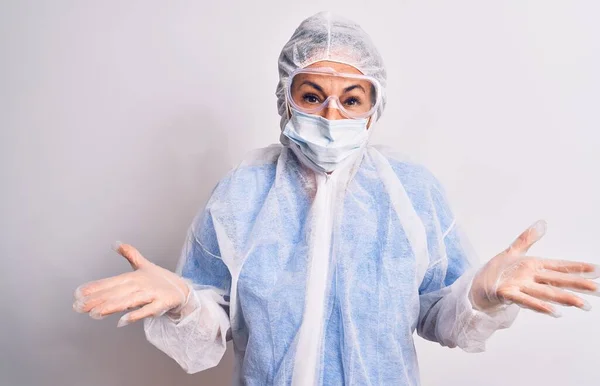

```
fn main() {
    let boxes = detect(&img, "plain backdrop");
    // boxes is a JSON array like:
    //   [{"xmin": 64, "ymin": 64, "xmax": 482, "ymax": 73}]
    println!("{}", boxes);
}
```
[{"xmin": 1, "ymin": 1, "xmax": 599, "ymax": 385}]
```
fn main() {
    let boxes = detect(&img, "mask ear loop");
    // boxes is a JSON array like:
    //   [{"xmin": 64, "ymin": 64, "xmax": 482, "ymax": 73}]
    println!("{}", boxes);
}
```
[
  {"xmin": 366, "ymin": 79, "xmax": 383, "ymax": 129},
  {"xmin": 284, "ymin": 79, "xmax": 293, "ymax": 121}
]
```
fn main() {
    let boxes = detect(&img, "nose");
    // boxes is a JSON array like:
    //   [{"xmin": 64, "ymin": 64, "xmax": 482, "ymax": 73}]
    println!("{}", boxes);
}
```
[{"xmin": 322, "ymin": 106, "xmax": 345, "ymax": 120}]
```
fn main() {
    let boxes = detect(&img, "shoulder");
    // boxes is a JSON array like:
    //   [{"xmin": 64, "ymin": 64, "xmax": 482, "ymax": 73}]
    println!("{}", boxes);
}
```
[
  {"xmin": 210, "ymin": 144, "xmax": 282, "ymax": 204},
  {"xmin": 371, "ymin": 146, "xmax": 457, "ymax": 231},
  {"xmin": 370, "ymin": 145, "xmax": 443, "ymax": 193}
]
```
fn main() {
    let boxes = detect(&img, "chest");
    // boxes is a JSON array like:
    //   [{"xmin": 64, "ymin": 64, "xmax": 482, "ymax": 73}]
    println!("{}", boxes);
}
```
[{"xmin": 236, "ymin": 177, "xmax": 422, "ymax": 319}]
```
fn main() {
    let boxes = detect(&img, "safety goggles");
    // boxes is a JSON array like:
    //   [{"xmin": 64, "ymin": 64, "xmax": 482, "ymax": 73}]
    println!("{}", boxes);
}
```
[{"xmin": 286, "ymin": 67, "xmax": 381, "ymax": 120}]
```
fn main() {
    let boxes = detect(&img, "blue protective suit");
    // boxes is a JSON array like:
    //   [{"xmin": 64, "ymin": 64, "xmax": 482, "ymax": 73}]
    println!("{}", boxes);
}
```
[{"xmin": 144, "ymin": 145, "xmax": 517, "ymax": 385}]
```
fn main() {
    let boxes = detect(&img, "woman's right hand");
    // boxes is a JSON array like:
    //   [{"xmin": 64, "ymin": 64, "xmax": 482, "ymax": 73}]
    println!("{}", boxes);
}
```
[{"xmin": 73, "ymin": 243, "xmax": 191, "ymax": 327}]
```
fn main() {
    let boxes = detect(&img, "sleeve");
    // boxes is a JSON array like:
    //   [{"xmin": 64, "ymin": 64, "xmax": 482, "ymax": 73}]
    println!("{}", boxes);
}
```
[
  {"xmin": 415, "ymin": 177, "xmax": 520, "ymax": 353},
  {"xmin": 143, "ymin": 182, "xmax": 233, "ymax": 374}
]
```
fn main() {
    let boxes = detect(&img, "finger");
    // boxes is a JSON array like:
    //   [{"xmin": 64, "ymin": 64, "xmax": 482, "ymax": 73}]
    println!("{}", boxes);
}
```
[
  {"xmin": 535, "ymin": 270, "xmax": 599, "ymax": 293},
  {"xmin": 500, "ymin": 288, "xmax": 561, "ymax": 317},
  {"xmin": 542, "ymin": 260, "xmax": 600, "ymax": 279},
  {"xmin": 74, "ymin": 271, "xmax": 136, "ymax": 299},
  {"xmin": 508, "ymin": 220, "xmax": 547, "ymax": 255},
  {"xmin": 521, "ymin": 283, "xmax": 591, "ymax": 311},
  {"xmin": 117, "ymin": 301, "xmax": 168, "ymax": 327},
  {"xmin": 73, "ymin": 282, "xmax": 138, "ymax": 313},
  {"xmin": 89, "ymin": 291, "xmax": 154, "ymax": 320},
  {"xmin": 114, "ymin": 242, "xmax": 150, "ymax": 270}
]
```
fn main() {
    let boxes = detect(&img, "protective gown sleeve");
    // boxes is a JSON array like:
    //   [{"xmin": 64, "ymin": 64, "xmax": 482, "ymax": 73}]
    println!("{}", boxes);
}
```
[
  {"xmin": 416, "ymin": 178, "xmax": 520, "ymax": 353},
  {"xmin": 144, "ymin": 188, "xmax": 232, "ymax": 374}
]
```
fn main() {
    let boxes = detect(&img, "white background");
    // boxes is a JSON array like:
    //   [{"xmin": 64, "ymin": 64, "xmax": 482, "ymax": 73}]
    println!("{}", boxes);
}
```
[{"xmin": 2, "ymin": 1, "xmax": 599, "ymax": 385}]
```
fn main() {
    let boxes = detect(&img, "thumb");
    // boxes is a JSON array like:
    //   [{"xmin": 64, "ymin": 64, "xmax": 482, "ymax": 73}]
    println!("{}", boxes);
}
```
[
  {"xmin": 508, "ymin": 220, "xmax": 547, "ymax": 255},
  {"xmin": 113, "ymin": 241, "xmax": 149, "ymax": 270}
]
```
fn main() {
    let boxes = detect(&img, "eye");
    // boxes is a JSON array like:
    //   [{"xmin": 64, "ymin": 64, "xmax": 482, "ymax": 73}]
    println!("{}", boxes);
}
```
[
  {"xmin": 302, "ymin": 93, "xmax": 321, "ymax": 104},
  {"xmin": 343, "ymin": 96, "xmax": 362, "ymax": 107}
]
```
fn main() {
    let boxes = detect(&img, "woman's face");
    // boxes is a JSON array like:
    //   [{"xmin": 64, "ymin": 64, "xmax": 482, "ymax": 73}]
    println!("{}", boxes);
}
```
[{"xmin": 290, "ymin": 61, "xmax": 375, "ymax": 123}]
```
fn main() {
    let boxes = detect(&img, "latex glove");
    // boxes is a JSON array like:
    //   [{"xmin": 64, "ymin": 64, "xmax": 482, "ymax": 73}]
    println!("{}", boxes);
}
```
[
  {"xmin": 469, "ymin": 220, "xmax": 600, "ymax": 317},
  {"xmin": 73, "ymin": 242, "xmax": 191, "ymax": 327}
]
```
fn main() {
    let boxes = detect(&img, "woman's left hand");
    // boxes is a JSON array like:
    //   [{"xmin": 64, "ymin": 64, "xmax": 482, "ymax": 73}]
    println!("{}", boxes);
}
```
[{"xmin": 469, "ymin": 220, "xmax": 600, "ymax": 317}]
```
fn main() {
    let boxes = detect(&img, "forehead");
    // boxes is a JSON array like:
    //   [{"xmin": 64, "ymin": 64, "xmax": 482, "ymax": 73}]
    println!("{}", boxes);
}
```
[
  {"xmin": 292, "ymin": 73, "xmax": 373, "ymax": 97},
  {"xmin": 304, "ymin": 60, "xmax": 363, "ymax": 75},
  {"xmin": 293, "ymin": 61, "xmax": 372, "ymax": 94}
]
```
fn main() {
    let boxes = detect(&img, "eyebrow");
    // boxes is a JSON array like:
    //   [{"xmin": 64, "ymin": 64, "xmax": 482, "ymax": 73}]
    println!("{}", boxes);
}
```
[
  {"xmin": 343, "ymin": 84, "xmax": 366, "ymax": 94},
  {"xmin": 299, "ymin": 81, "xmax": 324, "ymax": 93},
  {"xmin": 298, "ymin": 81, "xmax": 367, "ymax": 95}
]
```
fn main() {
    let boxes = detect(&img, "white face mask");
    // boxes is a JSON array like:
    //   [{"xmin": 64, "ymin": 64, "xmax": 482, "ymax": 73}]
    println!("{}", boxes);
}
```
[{"xmin": 283, "ymin": 109, "xmax": 370, "ymax": 173}]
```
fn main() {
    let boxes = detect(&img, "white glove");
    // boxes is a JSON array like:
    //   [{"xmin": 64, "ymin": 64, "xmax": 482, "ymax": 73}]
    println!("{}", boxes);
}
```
[
  {"xmin": 470, "ymin": 220, "xmax": 600, "ymax": 317},
  {"xmin": 73, "ymin": 242, "xmax": 194, "ymax": 327}
]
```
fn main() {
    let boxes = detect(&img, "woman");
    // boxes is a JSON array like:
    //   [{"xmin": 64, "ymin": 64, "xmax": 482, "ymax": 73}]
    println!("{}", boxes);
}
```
[{"xmin": 73, "ymin": 12, "xmax": 599, "ymax": 385}]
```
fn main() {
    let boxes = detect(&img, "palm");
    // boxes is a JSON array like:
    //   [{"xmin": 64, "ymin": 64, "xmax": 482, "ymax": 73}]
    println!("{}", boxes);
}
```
[
  {"xmin": 73, "ymin": 243, "xmax": 189, "ymax": 326},
  {"xmin": 470, "ymin": 220, "xmax": 599, "ymax": 317}
]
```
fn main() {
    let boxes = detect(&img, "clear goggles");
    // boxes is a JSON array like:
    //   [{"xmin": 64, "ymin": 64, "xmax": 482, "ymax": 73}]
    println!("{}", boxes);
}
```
[{"xmin": 286, "ymin": 67, "xmax": 382, "ymax": 120}]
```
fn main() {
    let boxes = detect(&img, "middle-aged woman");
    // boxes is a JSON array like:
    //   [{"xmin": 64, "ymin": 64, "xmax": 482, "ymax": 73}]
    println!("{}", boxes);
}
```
[{"xmin": 74, "ymin": 11, "xmax": 600, "ymax": 385}]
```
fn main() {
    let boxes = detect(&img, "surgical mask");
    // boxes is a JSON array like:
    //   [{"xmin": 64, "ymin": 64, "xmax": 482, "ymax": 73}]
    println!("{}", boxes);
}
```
[{"xmin": 283, "ymin": 109, "xmax": 370, "ymax": 173}]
